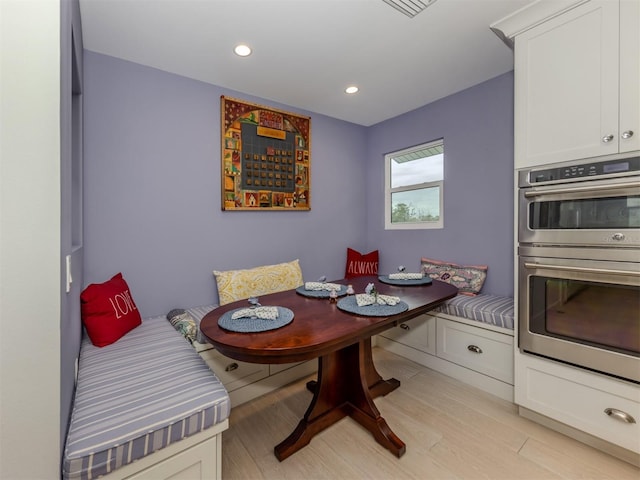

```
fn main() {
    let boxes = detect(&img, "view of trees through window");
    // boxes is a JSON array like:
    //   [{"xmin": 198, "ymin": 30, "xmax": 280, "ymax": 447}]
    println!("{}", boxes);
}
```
[{"xmin": 386, "ymin": 140, "xmax": 444, "ymax": 229}]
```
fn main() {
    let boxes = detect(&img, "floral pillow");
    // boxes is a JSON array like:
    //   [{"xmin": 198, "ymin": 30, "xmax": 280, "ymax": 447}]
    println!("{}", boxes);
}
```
[{"xmin": 420, "ymin": 257, "xmax": 487, "ymax": 296}]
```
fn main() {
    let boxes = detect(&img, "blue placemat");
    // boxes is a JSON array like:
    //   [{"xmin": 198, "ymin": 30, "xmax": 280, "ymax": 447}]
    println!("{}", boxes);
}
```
[
  {"xmin": 218, "ymin": 307, "xmax": 294, "ymax": 333},
  {"xmin": 296, "ymin": 284, "xmax": 348, "ymax": 298},
  {"xmin": 336, "ymin": 296, "xmax": 409, "ymax": 317},
  {"xmin": 378, "ymin": 275, "xmax": 433, "ymax": 286}
]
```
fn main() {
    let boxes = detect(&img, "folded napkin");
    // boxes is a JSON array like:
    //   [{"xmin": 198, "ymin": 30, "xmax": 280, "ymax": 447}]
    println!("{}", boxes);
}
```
[
  {"xmin": 305, "ymin": 281, "xmax": 342, "ymax": 291},
  {"xmin": 231, "ymin": 306, "xmax": 279, "ymax": 320},
  {"xmin": 388, "ymin": 272, "xmax": 423, "ymax": 280},
  {"xmin": 355, "ymin": 294, "xmax": 401, "ymax": 307}
]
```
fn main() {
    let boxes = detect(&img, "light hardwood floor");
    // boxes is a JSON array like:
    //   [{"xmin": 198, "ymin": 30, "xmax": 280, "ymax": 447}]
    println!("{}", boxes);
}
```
[{"xmin": 222, "ymin": 348, "xmax": 639, "ymax": 479}]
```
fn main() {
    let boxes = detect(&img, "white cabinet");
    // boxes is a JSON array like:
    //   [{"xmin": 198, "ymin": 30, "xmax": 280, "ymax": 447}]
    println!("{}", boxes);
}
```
[
  {"xmin": 619, "ymin": 0, "xmax": 640, "ymax": 154},
  {"xmin": 436, "ymin": 317, "xmax": 514, "ymax": 384},
  {"xmin": 378, "ymin": 314, "xmax": 436, "ymax": 355},
  {"xmin": 198, "ymin": 348, "xmax": 269, "ymax": 392},
  {"xmin": 494, "ymin": 0, "xmax": 640, "ymax": 168},
  {"xmin": 516, "ymin": 352, "xmax": 640, "ymax": 454},
  {"xmin": 376, "ymin": 313, "xmax": 514, "ymax": 401},
  {"xmin": 123, "ymin": 434, "xmax": 221, "ymax": 480},
  {"xmin": 197, "ymin": 347, "xmax": 316, "ymax": 406}
]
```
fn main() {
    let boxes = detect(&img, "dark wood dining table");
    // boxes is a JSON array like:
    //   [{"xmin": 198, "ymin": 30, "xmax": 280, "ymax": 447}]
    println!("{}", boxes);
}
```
[{"xmin": 200, "ymin": 275, "xmax": 458, "ymax": 461}]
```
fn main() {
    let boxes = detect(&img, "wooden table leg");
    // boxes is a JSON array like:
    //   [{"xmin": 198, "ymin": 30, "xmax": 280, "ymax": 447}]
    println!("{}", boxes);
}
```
[
  {"xmin": 305, "ymin": 338, "xmax": 400, "ymax": 397},
  {"xmin": 362, "ymin": 338, "xmax": 401, "ymax": 398},
  {"xmin": 274, "ymin": 340, "xmax": 405, "ymax": 461}
]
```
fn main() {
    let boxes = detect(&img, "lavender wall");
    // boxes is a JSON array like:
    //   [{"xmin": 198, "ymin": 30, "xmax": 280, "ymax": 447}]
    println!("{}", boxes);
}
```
[
  {"xmin": 365, "ymin": 72, "xmax": 515, "ymax": 297},
  {"xmin": 84, "ymin": 53, "xmax": 514, "ymax": 314},
  {"xmin": 83, "ymin": 52, "xmax": 368, "ymax": 316}
]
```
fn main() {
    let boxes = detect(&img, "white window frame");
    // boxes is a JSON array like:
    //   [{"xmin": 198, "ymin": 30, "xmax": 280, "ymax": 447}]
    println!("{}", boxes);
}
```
[{"xmin": 384, "ymin": 139, "xmax": 444, "ymax": 230}]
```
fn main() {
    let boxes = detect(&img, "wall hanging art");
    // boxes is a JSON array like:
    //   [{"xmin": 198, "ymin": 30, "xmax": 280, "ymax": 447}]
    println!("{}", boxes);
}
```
[{"xmin": 221, "ymin": 96, "xmax": 311, "ymax": 211}]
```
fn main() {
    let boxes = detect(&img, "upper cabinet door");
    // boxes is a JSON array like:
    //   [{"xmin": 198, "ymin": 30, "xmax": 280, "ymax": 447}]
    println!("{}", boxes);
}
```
[
  {"xmin": 514, "ymin": 0, "xmax": 621, "ymax": 168},
  {"xmin": 619, "ymin": 0, "xmax": 640, "ymax": 154}
]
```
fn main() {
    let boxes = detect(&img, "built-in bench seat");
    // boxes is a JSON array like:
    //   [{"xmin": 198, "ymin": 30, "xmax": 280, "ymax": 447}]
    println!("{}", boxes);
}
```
[
  {"xmin": 63, "ymin": 314, "xmax": 230, "ymax": 480},
  {"xmin": 434, "ymin": 293, "xmax": 514, "ymax": 330}
]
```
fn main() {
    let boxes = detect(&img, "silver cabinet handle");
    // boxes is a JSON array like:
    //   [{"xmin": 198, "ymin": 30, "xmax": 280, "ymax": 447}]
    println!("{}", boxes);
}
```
[
  {"xmin": 602, "ymin": 134, "xmax": 614, "ymax": 143},
  {"xmin": 467, "ymin": 345, "xmax": 483, "ymax": 354},
  {"xmin": 523, "ymin": 180, "xmax": 640, "ymax": 198},
  {"xmin": 604, "ymin": 408, "xmax": 636, "ymax": 424},
  {"xmin": 524, "ymin": 261, "xmax": 640, "ymax": 277},
  {"xmin": 621, "ymin": 130, "xmax": 634, "ymax": 139},
  {"xmin": 399, "ymin": 323, "xmax": 410, "ymax": 330},
  {"xmin": 612, "ymin": 232, "xmax": 625, "ymax": 241},
  {"xmin": 225, "ymin": 362, "xmax": 239, "ymax": 372}
]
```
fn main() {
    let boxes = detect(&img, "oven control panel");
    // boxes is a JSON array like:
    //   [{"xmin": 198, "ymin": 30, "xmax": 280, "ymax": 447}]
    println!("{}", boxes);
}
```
[{"xmin": 529, "ymin": 156, "xmax": 640, "ymax": 183}]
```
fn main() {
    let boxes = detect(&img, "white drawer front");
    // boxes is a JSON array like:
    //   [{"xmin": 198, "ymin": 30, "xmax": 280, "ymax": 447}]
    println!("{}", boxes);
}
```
[
  {"xmin": 379, "ymin": 314, "xmax": 435, "ymax": 355},
  {"xmin": 270, "ymin": 362, "xmax": 305, "ymax": 375},
  {"xmin": 199, "ymin": 349, "xmax": 268, "ymax": 392},
  {"xmin": 436, "ymin": 318, "xmax": 513, "ymax": 384},
  {"xmin": 125, "ymin": 434, "xmax": 219, "ymax": 480},
  {"xmin": 522, "ymin": 363, "xmax": 640, "ymax": 453}
]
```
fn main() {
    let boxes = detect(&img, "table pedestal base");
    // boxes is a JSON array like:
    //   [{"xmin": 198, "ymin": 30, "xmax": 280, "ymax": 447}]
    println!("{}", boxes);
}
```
[{"xmin": 274, "ymin": 339, "xmax": 405, "ymax": 461}]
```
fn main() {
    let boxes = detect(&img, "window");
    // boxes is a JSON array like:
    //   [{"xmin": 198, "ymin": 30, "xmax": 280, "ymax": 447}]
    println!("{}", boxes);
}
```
[{"xmin": 384, "ymin": 139, "xmax": 444, "ymax": 230}]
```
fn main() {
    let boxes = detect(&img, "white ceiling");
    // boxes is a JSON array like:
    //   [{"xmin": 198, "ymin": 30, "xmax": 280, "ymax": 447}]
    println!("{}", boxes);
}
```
[{"xmin": 79, "ymin": 0, "xmax": 529, "ymax": 126}]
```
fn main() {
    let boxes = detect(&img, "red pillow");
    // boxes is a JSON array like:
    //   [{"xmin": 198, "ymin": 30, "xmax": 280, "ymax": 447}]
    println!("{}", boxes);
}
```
[
  {"xmin": 81, "ymin": 273, "xmax": 142, "ymax": 347},
  {"xmin": 345, "ymin": 248, "xmax": 379, "ymax": 278}
]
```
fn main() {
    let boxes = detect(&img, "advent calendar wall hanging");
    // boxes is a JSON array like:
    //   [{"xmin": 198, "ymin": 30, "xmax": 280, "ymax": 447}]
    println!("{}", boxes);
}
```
[{"xmin": 221, "ymin": 96, "xmax": 311, "ymax": 211}]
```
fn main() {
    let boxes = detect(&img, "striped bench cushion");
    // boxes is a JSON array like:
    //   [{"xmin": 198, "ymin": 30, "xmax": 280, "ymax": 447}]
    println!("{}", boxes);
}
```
[
  {"xmin": 63, "ymin": 314, "xmax": 230, "ymax": 480},
  {"xmin": 435, "ymin": 294, "xmax": 514, "ymax": 330}
]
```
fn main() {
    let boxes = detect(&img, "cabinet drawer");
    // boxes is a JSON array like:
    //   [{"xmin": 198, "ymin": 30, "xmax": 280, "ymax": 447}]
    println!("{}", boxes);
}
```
[
  {"xmin": 520, "ymin": 359, "xmax": 640, "ymax": 453},
  {"xmin": 379, "ymin": 314, "xmax": 435, "ymax": 355},
  {"xmin": 199, "ymin": 349, "xmax": 268, "ymax": 392},
  {"xmin": 436, "ymin": 318, "xmax": 513, "ymax": 384},
  {"xmin": 125, "ymin": 434, "xmax": 219, "ymax": 480},
  {"xmin": 270, "ymin": 362, "xmax": 305, "ymax": 375}
]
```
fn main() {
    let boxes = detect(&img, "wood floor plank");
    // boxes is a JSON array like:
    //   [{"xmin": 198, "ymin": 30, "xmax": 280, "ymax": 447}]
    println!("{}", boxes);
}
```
[
  {"xmin": 222, "ymin": 348, "xmax": 640, "ymax": 479},
  {"xmin": 518, "ymin": 436, "xmax": 640, "ymax": 480}
]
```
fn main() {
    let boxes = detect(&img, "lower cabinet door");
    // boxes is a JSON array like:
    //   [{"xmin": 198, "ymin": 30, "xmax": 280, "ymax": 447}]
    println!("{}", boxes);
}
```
[
  {"xmin": 378, "ymin": 314, "xmax": 435, "ymax": 355},
  {"xmin": 198, "ymin": 349, "xmax": 269, "ymax": 392},
  {"xmin": 124, "ymin": 434, "xmax": 220, "ymax": 480},
  {"xmin": 436, "ymin": 317, "xmax": 513, "ymax": 384},
  {"xmin": 270, "ymin": 362, "xmax": 304, "ymax": 375},
  {"xmin": 517, "ymin": 354, "xmax": 640, "ymax": 453}
]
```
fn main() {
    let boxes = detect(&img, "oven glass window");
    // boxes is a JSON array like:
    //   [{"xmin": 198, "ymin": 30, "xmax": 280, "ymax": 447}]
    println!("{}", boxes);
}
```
[
  {"xmin": 529, "ymin": 277, "xmax": 640, "ymax": 355},
  {"xmin": 529, "ymin": 195, "xmax": 640, "ymax": 229}
]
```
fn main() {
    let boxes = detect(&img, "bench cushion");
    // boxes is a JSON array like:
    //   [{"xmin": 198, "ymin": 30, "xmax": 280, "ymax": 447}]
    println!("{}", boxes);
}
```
[
  {"xmin": 63, "ymin": 315, "xmax": 230, "ymax": 480},
  {"xmin": 435, "ymin": 294, "xmax": 514, "ymax": 330}
]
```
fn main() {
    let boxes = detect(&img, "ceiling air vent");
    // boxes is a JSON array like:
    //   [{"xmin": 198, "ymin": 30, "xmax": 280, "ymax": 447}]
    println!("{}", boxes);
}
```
[{"xmin": 382, "ymin": 0, "xmax": 438, "ymax": 18}]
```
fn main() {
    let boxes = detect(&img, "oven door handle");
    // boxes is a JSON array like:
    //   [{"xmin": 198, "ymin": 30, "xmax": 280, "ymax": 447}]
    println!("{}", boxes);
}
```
[
  {"xmin": 524, "ymin": 262, "xmax": 640, "ymax": 277},
  {"xmin": 523, "ymin": 180, "xmax": 640, "ymax": 198}
]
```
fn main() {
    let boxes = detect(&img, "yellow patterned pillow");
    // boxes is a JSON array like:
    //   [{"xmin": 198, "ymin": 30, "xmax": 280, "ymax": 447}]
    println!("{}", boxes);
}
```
[{"xmin": 213, "ymin": 259, "xmax": 304, "ymax": 305}]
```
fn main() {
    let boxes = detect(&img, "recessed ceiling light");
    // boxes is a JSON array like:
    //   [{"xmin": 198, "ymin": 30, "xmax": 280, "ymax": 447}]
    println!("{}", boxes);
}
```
[
  {"xmin": 234, "ymin": 44, "xmax": 252, "ymax": 57},
  {"xmin": 345, "ymin": 86, "xmax": 359, "ymax": 94}
]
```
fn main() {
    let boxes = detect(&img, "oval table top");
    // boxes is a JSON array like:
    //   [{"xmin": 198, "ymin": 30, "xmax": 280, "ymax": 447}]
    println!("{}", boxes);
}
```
[{"xmin": 200, "ymin": 275, "xmax": 458, "ymax": 364}]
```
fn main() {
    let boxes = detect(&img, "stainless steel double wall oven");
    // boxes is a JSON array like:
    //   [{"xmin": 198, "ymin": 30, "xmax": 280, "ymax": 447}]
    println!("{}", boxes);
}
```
[{"xmin": 518, "ymin": 155, "xmax": 640, "ymax": 383}]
